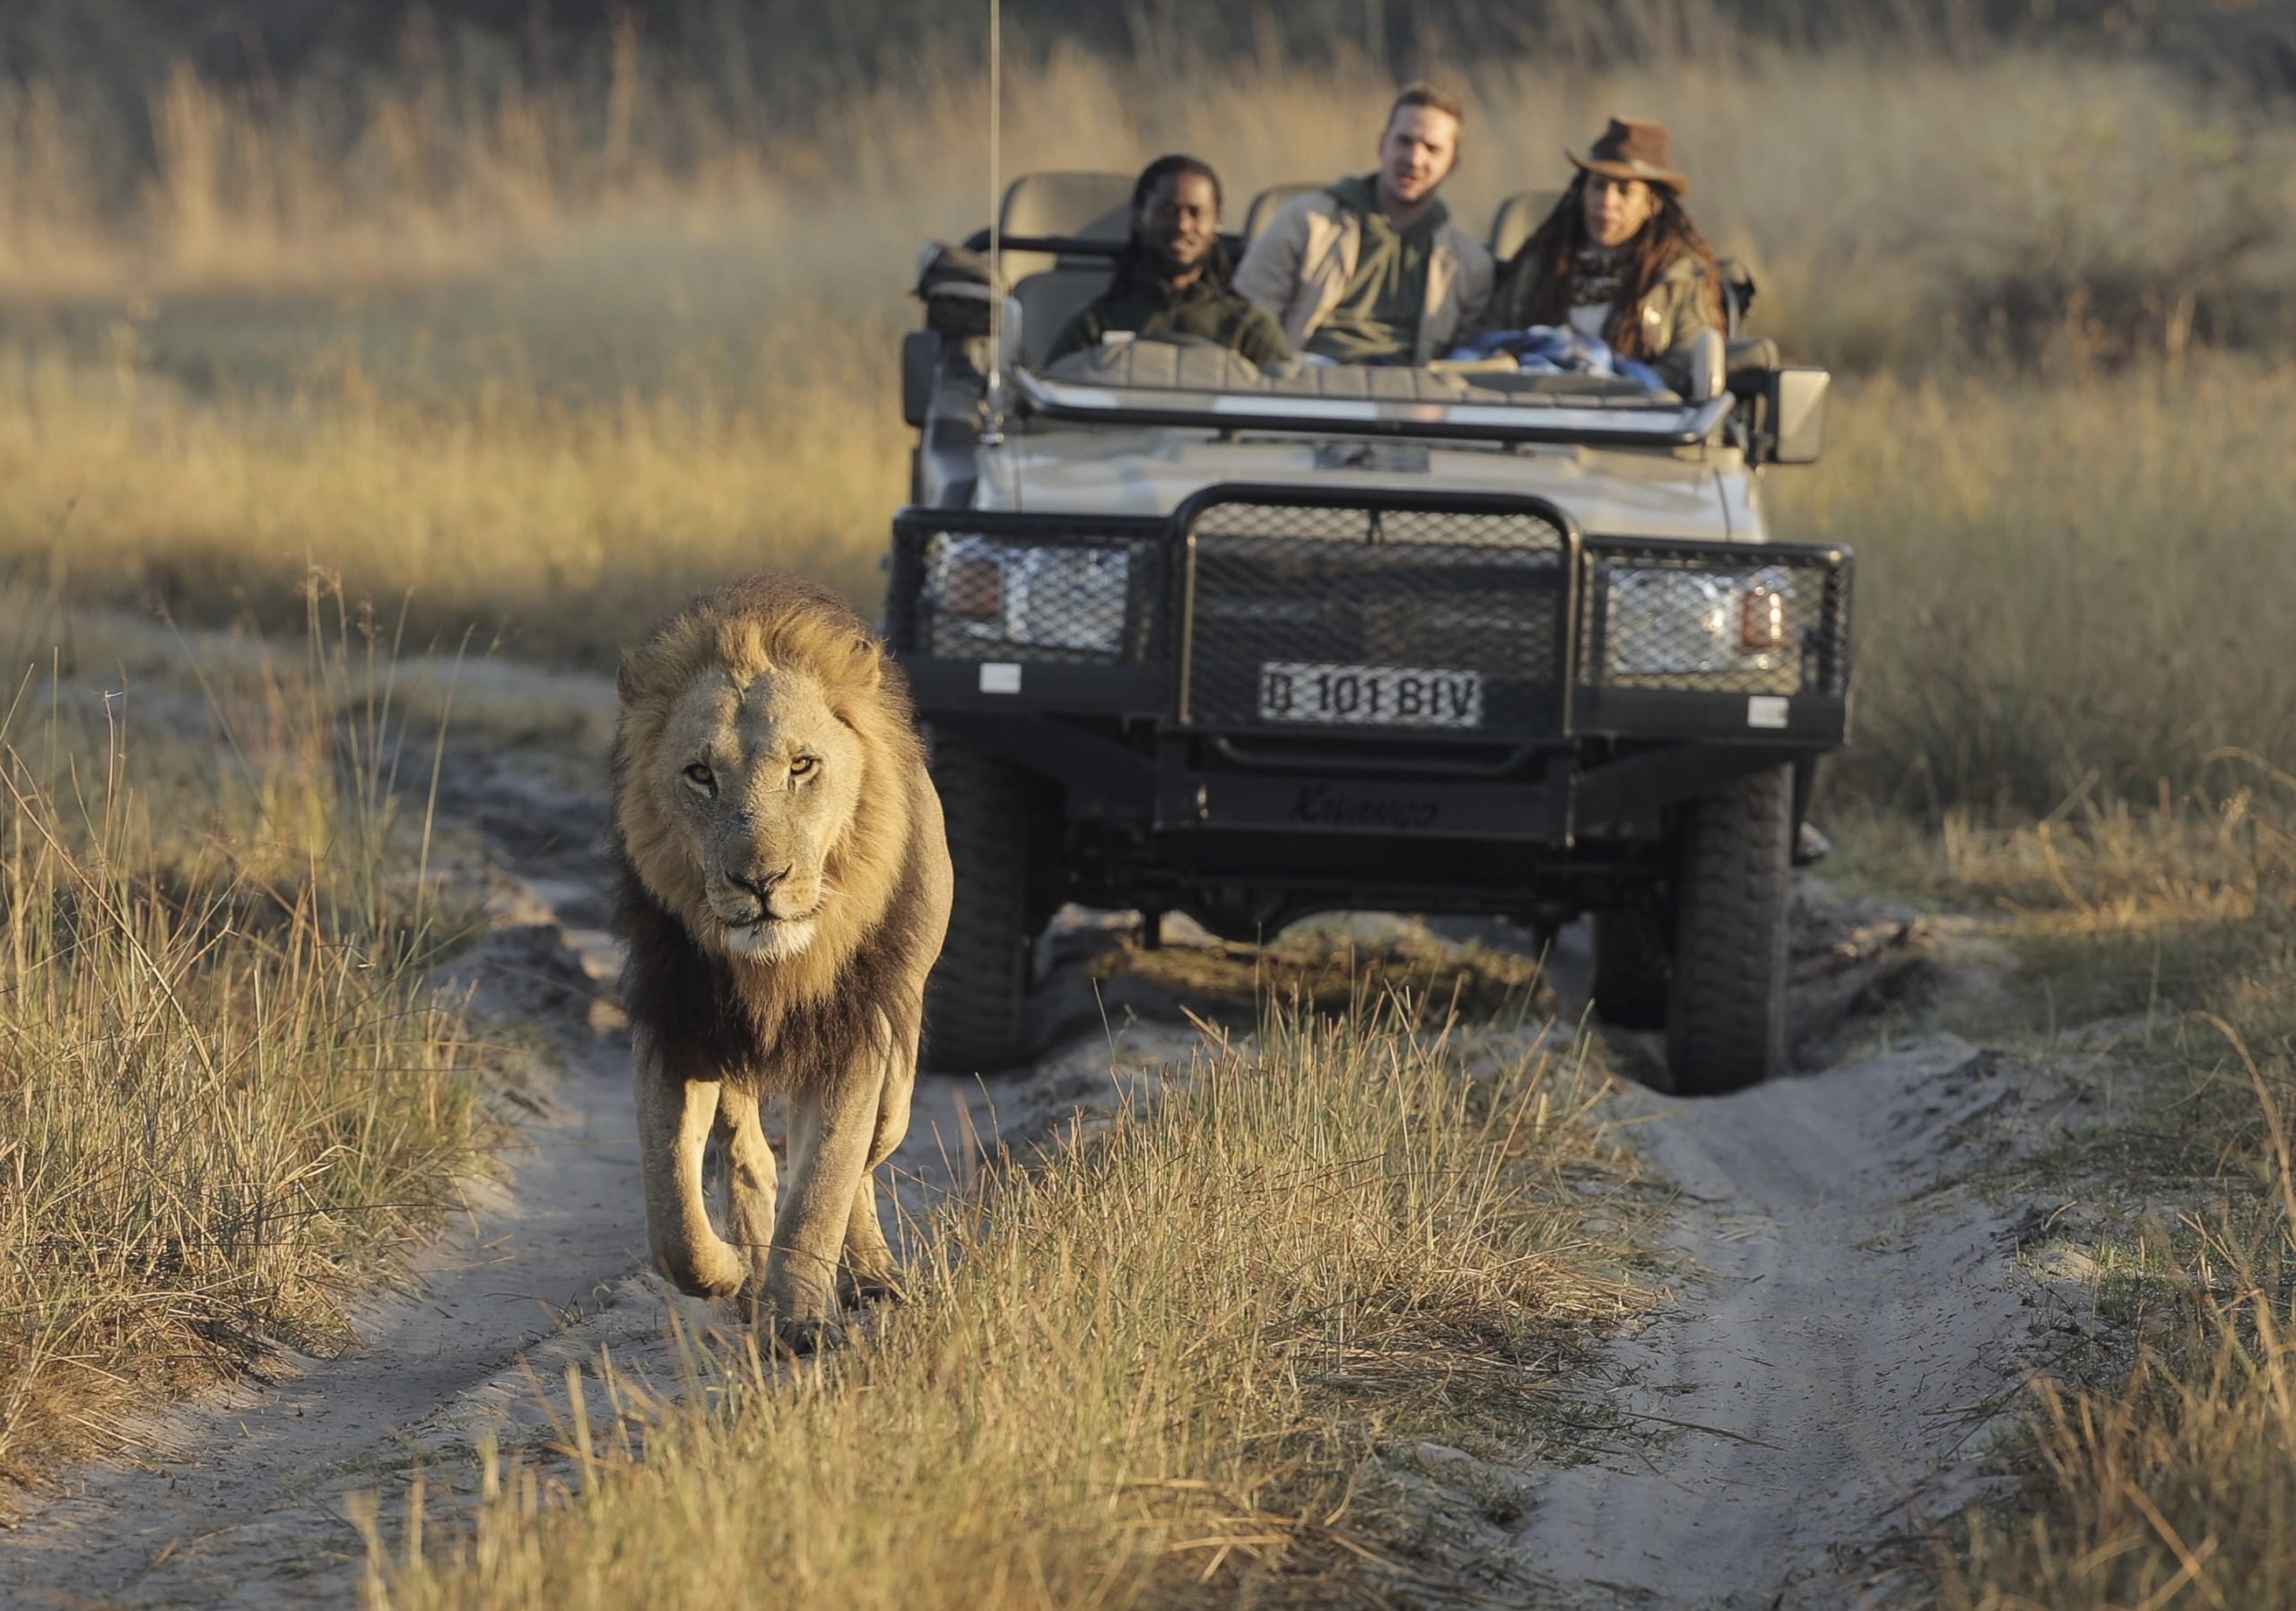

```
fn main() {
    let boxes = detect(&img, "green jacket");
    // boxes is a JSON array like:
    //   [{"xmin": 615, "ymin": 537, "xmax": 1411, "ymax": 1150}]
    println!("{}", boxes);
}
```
[
  {"xmin": 1046, "ymin": 267, "xmax": 1292, "ymax": 369},
  {"xmin": 1483, "ymin": 247, "xmax": 1718, "ymax": 391},
  {"xmin": 1234, "ymin": 184, "xmax": 1492, "ymax": 366},
  {"xmin": 1300, "ymin": 174, "xmax": 1442, "ymax": 364}
]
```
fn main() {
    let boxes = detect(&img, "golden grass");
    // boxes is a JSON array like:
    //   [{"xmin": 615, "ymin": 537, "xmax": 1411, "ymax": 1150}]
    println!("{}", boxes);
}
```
[
  {"xmin": 1774, "ymin": 364, "xmax": 2296, "ymax": 817},
  {"xmin": 369, "ymin": 994, "xmax": 1635, "ymax": 1611},
  {"xmin": 6, "ymin": 321, "xmax": 2291, "ymax": 823},
  {"xmin": 0, "ymin": 584, "xmax": 494, "ymax": 1497},
  {"xmin": 0, "ymin": 326, "xmax": 904, "ymax": 658},
  {"xmin": 0, "ymin": 36, "xmax": 2290, "ymax": 673}
]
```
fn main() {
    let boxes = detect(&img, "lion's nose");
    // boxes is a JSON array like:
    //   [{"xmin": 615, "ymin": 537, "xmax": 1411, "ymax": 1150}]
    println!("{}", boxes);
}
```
[{"xmin": 727, "ymin": 867, "xmax": 790, "ymax": 902}]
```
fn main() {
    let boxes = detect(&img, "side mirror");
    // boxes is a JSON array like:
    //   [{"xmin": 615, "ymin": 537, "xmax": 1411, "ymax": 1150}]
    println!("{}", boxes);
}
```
[
  {"xmin": 901, "ymin": 330, "xmax": 939, "ymax": 429},
  {"xmin": 1765, "ymin": 366, "xmax": 1829, "ymax": 465}
]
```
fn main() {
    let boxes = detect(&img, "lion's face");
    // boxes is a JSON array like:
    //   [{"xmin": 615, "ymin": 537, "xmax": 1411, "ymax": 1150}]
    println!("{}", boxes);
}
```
[{"xmin": 646, "ymin": 667, "xmax": 868, "ymax": 964}]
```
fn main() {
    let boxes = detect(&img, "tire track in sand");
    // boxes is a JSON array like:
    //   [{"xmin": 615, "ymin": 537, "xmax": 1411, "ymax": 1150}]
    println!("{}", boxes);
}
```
[{"xmin": 1515, "ymin": 1037, "xmax": 2052, "ymax": 1608}]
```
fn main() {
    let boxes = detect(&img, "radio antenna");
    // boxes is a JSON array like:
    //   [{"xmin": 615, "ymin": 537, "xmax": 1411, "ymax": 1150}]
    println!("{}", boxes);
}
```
[{"xmin": 981, "ymin": 0, "xmax": 1007, "ymax": 446}]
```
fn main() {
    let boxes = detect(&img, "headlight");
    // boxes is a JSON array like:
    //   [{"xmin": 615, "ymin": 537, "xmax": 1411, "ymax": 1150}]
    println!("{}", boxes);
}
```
[
  {"xmin": 1602, "ymin": 563, "xmax": 1799, "ymax": 688},
  {"xmin": 927, "ymin": 536, "xmax": 1132, "ymax": 656}
]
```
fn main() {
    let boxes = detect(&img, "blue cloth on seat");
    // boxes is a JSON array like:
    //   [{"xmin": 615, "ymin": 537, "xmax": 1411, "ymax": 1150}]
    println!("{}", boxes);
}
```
[{"xmin": 1444, "ymin": 325, "xmax": 1666, "ymax": 392}]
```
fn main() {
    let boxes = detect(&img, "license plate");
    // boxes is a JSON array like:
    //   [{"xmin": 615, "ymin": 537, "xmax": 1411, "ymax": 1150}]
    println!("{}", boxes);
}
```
[{"xmin": 1257, "ymin": 661, "xmax": 1483, "ymax": 728}]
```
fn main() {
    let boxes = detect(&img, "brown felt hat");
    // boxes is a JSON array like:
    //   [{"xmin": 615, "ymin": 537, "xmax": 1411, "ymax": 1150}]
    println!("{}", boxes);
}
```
[{"xmin": 1568, "ymin": 116, "xmax": 1690, "ymax": 196}]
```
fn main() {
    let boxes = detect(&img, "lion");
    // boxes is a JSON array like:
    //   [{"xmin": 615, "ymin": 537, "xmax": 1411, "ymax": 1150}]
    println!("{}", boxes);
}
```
[{"xmin": 609, "ymin": 573, "xmax": 952, "ymax": 1351}]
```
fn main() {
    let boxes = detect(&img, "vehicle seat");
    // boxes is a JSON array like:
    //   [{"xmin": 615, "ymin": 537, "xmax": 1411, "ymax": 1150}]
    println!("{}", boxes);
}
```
[
  {"xmin": 998, "ymin": 171, "xmax": 1134, "ymax": 368},
  {"xmin": 1487, "ymin": 190, "xmax": 1560, "ymax": 266},
  {"xmin": 1684, "ymin": 326, "xmax": 1727, "ymax": 401},
  {"xmin": 1243, "ymin": 182, "xmax": 1319, "ymax": 240}
]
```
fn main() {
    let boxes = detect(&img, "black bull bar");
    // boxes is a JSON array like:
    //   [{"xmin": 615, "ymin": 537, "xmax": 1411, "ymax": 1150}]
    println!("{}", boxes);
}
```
[{"xmin": 884, "ymin": 487, "xmax": 1851, "ymax": 845}]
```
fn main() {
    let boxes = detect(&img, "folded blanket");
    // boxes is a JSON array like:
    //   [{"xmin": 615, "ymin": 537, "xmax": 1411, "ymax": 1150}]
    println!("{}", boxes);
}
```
[{"xmin": 1444, "ymin": 325, "xmax": 1666, "ymax": 392}]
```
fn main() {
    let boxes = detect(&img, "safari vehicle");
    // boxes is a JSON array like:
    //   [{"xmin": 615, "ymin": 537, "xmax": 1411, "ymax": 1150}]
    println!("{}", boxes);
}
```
[{"xmin": 883, "ymin": 172, "xmax": 1848, "ymax": 1094}]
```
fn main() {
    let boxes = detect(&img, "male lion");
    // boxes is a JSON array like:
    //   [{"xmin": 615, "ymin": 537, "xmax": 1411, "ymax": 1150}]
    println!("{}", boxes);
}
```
[{"xmin": 609, "ymin": 574, "xmax": 952, "ymax": 1350}]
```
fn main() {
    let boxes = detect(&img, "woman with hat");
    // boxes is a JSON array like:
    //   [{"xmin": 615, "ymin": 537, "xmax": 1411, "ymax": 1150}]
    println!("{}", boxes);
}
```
[{"xmin": 1482, "ymin": 116, "xmax": 1724, "ymax": 392}]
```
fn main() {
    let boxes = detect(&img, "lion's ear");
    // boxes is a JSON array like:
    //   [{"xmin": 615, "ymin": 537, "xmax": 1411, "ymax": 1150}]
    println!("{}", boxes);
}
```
[
  {"xmin": 616, "ymin": 649, "xmax": 646, "ymax": 706},
  {"xmin": 847, "ymin": 632, "xmax": 883, "ymax": 689}
]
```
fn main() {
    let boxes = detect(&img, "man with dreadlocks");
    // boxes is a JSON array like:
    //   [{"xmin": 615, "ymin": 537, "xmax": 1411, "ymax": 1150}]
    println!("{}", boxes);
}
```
[
  {"xmin": 1045, "ymin": 155, "xmax": 1291, "ymax": 370},
  {"xmin": 1480, "ymin": 117, "xmax": 1724, "ymax": 394}
]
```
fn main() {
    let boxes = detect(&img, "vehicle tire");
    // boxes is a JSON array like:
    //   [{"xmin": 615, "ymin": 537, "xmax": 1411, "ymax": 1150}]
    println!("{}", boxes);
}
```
[
  {"xmin": 1589, "ymin": 909, "xmax": 1672, "ymax": 1031},
  {"xmin": 1663, "ymin": 763, "xmax": 1793, "ymax": 1095},
  {"xmin": 925, "ymin": 733, "xmax": 1043, "ymax": 1074}
]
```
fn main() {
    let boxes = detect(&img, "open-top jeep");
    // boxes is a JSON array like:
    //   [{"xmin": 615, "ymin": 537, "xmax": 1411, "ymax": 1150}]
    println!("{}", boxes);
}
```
[{"xmin": 884, "ymin": 172, "xmax": 1848, "ymax": 1093}]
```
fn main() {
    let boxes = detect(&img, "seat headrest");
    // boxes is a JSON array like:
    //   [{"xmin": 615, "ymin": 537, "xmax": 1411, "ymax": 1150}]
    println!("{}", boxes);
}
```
[
  {"xmin": 1487, "ymin": 189, "xmax": 1561, "ymax": 264},
  {"xmin": 997, "ymin": 171, "xmax": 1134, "ymax": 280},
  {"xmin": 999, "ymin": 170, "xmax": 1134, "ymax": 239}
]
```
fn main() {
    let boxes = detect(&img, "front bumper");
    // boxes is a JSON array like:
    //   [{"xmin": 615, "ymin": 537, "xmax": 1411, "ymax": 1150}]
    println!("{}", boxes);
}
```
[{"xmin": 886, "ymin": 485, "xmax": 1852, "ymax": 849}]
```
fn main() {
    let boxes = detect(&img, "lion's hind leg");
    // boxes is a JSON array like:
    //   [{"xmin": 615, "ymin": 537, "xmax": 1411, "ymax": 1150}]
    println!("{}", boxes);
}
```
[{"xmin": 633, "ymin": 1032, "xmax": 749, "ymax": 1299}]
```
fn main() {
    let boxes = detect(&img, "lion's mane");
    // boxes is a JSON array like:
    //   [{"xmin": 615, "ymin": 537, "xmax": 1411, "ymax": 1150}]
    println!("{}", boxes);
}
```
[{"xmin": 608, "ymin": 574, "xmax": 940, "ymax": 1089}]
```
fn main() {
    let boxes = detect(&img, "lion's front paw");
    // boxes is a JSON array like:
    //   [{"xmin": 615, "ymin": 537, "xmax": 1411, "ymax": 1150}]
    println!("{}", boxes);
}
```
[
  {"xmin": 838, "ymin": 1258, "xmax": 908, "ymax": 1308},
  {"xmin": 741, "ymin": 1276, "xmax": 848, "ymax": 1354},
  {"xmin": 768, "ymin": 1311, "xmax": 848, "ymax": 1356}
]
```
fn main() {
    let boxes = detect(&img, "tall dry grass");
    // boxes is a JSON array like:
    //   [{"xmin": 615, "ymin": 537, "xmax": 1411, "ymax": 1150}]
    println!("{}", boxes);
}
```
[
  {"xmin": 0, "ymin": 329, "xmax": 904, "ymax": 653},
  {"xmin": 1771, "ymin": 361, "xmax": 2296, "ymax": 817},
  {"xmin": 0, "ymin": 583, "xmax": 494, "ymax": 1495},
  {"xmin": 370, "ymin": 997, "xmax": 1634, "ymax": 1611}
]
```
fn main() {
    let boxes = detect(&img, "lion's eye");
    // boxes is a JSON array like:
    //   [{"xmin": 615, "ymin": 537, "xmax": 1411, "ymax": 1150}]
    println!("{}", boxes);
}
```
[
  {"xmin": 789, "ymin": 755, "xmax": 819, "ymax": 779},
  {"xmin": 683, "ymin": 762, "xmax": 716, "ymax": 792}
]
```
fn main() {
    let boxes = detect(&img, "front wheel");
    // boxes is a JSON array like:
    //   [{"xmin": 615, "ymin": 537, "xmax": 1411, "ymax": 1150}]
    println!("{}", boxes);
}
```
[
  {"xmin": 1663, "ymin": 764, "xmax": 1793, "ymax": 1095},
  {"xmin": 924, "ymin": 733, "xmax": 1044, "ymax": 1074}
]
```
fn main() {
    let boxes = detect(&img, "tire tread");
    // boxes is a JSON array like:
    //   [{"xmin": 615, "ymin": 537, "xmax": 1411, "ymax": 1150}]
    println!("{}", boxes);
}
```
[
  {"xmin": 925, "ymin": 735, "xmax": 1039, "ymax": 1073},
  {"xmin": 1664, "ymin": 765, "xmax": 1792, "ymax": 1093}
]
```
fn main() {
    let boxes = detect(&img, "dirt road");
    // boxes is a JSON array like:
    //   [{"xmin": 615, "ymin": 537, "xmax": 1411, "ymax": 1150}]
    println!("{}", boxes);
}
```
[
  {"xmin": 1505, "ymin": 1037, "xmax": 2075, "ymax": 1608},
  {"xmin": 0, "ymin": 735, "xmax": 2094, "ymax": 1610}
]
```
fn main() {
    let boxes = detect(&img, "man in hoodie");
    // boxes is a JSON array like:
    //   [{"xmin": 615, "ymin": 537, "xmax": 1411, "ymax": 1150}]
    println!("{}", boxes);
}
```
[{"xmin": 1233, "ymin": 83, "xmax": 1494, "ymax": 365}]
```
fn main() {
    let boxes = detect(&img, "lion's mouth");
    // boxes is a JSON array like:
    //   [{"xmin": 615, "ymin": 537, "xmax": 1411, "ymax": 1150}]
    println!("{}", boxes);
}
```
[
  {"xmin": 726, "ymin": 901, "xmax": 823, "ymax": 933},
  {"xmin": 723, "ymin": 905, "xmax": 822, "ymax": 962}
]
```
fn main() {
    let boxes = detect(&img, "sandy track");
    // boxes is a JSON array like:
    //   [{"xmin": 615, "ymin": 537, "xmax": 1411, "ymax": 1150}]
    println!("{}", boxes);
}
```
[{"xmin": 1509, "ymin": 1035, "xmax": 2059, "ymax": 1609}]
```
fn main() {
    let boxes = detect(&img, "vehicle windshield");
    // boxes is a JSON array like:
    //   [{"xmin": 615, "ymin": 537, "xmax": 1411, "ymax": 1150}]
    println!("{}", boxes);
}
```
[{"xmin": 1017, "ymin": 337, "xmax": 1730, "ymax": 448}]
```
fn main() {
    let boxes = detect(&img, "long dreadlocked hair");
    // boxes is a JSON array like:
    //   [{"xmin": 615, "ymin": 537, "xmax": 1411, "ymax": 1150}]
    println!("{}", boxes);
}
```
[
  {"xmin": 1509, "ymin": 172, "xmax": 1723, "ymax": 359},
  {"xmin": 1110, "ymin": 153, "xmax": 1236, "ymax": 293}
]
